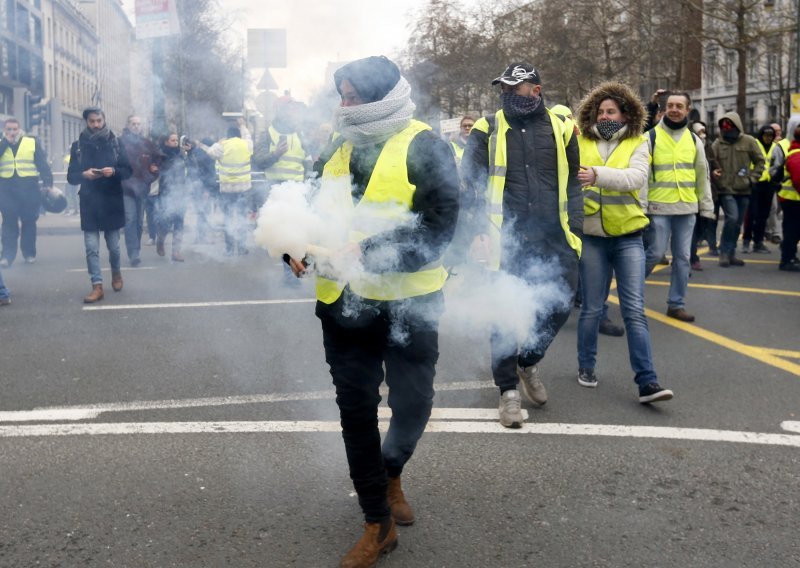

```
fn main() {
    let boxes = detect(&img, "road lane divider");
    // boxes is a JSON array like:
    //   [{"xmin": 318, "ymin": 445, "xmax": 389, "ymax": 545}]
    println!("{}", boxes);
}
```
[
  {"xmin": 83, "ymin": 298, "xmax": 316, "ymax": 310},
  {"xmin": 646, "ymin": 280, "xmax": 800, "ymax": 298}
]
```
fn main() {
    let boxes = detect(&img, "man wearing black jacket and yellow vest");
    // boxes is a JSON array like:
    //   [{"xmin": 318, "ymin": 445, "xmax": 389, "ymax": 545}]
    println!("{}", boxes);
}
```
[
  {"xmin": 462, "ymin": 62, "xmax": 583, "ymax": 429},
  {"xmin": 287, "ymin": 56, "xmax": 459, "ymax": 568}
]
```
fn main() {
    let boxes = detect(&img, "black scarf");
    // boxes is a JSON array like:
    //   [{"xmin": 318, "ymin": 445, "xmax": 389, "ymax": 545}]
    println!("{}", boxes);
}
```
[
  {"xmin": 596, "ymin": 120, "xmax": 625, "ymax": 140},
  {"xmin": 81, "ymin": 126, "xmax": 112, "ymax": 143},
  {"xmin": 663, "ymin": 116, "xmax": 688, "ymax": 130},
  {"xmin": 721, "ymin": 128, "xmax": 740, "ymax": 143},
  {"xmin": 501, "ymin": 92, "xmax": 542, "ymax": 120}
]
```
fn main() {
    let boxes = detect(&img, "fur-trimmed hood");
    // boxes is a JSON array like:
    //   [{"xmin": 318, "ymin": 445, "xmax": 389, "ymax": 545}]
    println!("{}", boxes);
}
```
[{"xmin": 576, "ymin": 82, "xmax": 646, "ymax": 141}]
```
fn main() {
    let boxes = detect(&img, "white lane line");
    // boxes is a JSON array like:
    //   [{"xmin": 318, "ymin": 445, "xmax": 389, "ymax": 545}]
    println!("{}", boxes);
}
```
[
  {"xmin": 67, "ymin": 267, "xmax": 156, "ymax": 273},
  {"xmin": 781, "ymin": 421, "xmax": 800, "ymax": 434},
  {"xmin": 0, "ymin": 381, "xmax": 494, "ymax": 422},
  {"xmin": 83, "ymin": 298, "xmax": 316, "ymax": 310},
  {"xmin": 1, "ymin": 420, "xmax": 799, "ymax": 448}
]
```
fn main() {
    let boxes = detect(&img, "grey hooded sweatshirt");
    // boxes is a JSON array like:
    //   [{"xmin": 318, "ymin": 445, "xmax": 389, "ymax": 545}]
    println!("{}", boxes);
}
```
[{"xmin": 711, "ymin": 111, "xmax": 765, "ymax": 195}]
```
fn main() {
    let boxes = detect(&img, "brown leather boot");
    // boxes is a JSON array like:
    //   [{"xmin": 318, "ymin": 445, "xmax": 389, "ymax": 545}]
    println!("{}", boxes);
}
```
[
  {"xmin": 387, "ymin": 477, "xmax": 415, "ymax": 526},
  {"xmin": 111, "ymin": 272, "xmax": 123, "ymax": 292},
  {"xmin": 339, "ymin": 518, "xmax": 397, "ymax": 568},
  {"xmin": 83, "ymin": 283, "xmax": 104, "ymax": 303}
]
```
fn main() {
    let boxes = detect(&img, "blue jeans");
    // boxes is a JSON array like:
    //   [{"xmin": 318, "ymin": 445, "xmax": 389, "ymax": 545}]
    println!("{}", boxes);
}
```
[
  {"xmin": 719, "ymin": 194, "xmax": 750, "ymax": 255},
  {"xmin": 84, "ymin": 230, "xmax": 121, "ymax": 284},
  {"xmin": 145, "ymin": 195, "xmax": 158, "ymax": 240},
  {"xmin": 645, "ymin": 214, "xmax": 696, "ymax": 310},
  {"xmin": 123, "ymin": 194, "xmax": 145, "ymax": 261},
  {"xmin": 0, "ymin": 265, "xmax": 8, "ymax": 300},
  {"xmin": 579, "ymin": 234, "xmax": 657, "ymax": 386}
]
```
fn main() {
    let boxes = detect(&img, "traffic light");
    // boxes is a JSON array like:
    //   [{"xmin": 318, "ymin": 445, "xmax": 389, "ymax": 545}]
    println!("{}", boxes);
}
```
[{"xmin": 25, "ymin": 93, "xmax": 47, "ymax": 128}]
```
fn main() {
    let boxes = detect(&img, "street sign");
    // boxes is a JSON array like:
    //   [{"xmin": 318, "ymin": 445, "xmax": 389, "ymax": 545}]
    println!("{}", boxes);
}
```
[
  {"xmin": 792, "ymin": 93, "xmax": 800, "ymax": 114},
  {"xmin": 135, "ymin": 0, "xmax": 180, "ymax": 40},
  {"xmin": 247, "ymin": 29, "xmax": 287, "ymax": 69},
  {"xmin": 258, "ymin": 70, "xmax": 278, "ymax": 91}
]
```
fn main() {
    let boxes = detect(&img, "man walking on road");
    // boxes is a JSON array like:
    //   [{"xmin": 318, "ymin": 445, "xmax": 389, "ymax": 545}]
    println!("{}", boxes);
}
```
[
  {"xmin": 119, "ymin": 115, "xmax": 159, "ymax": 267},
  {"xmin": 643, "ymin": 92, "xmax": 714, "ymax": 323},
  {"xmin": 287, "ymin": 55, "xmax": 459, "ymax": 568},
  {"xmin": 67, "ymin": 107, "xmax": 132, "ymax": 303},
  {"xmin": 462, "ymin": 62, "xmax": 583, "ymax": 428},
  {"xmin": 711, "ymin": 112, "xmax": 765, "ymax": 268},
  {"xmin": 0, "ymin": 117, "xmax": 54, "ymax": 267}
]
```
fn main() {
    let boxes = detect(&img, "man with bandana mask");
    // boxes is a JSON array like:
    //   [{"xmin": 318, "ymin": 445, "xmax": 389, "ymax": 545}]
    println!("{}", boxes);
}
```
[
  {"xmin": 711, "ymin": 112, "xmax": 765, "ymax": 268},
  {"xmin": 462, "ymin": 62, "xmax": 583, "ymax": 428},
  {"xmin": 643, "ymin": 92, "xmax": 714, "ymax": 323},
  {"xmin": 287, "ymin": 56, "xmax": 459, "ymax": 567}
]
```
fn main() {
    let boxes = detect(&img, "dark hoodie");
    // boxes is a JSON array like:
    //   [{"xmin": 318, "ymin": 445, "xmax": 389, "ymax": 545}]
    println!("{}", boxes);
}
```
[
  {"xmin": 755, "ymin": 125, "xmax": 785, "ymax": 185},
  {"xmin": 711, "ymin": 111, "xmax": 765, "ymax": 195}
]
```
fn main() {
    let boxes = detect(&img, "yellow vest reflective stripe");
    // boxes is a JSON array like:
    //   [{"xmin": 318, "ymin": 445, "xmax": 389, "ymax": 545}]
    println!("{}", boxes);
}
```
[
  {"xmin": 218, "ymin": 138, "xmax": 252, "ymax": 183},
  {"xmin": 264, "ymin": 127, "xmax": 305, "ymax": 182},
  {"xmin": 476, "ymin": 109, "xmax": 581, "ymax": 271},
  {"xmin": 754, "ymin": 140, "xmax": 775, "ymax": 183},
  {"xmin": 0, "ymin": 137, "xmax": 37, "ymax": 178},
  {"xmin": 577, "ymin": 135, "xmax": 649, "ymax": 236},
  {"xmin": 315, "ymin": 119, "xmax": 448, "ymax": 304},
  {"xmin": 649, "ymin": 125, "xmax": 698, "ymax": 204},
  {"xmin": 779, "ymin": 148, "xmax": 800, "ymax": 201},
  {"xmin": 779, "ymin": 139, "xmax": 794, "ymax": 193}
]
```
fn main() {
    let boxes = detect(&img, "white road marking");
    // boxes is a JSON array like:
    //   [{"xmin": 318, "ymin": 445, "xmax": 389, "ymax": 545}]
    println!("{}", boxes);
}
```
[
  {"xmin": 0, "ymin": 381, "xmax": 494, "ymax": 422},
  {"xmin": 781, "ymin": 421, "xmax": 800, "ymax": 434},
  {"xmin": 67, "ymin": 267, "xmax": 156, "ymax": 272},
  {"xmin": 82, "ymin": 298, "xmax": 316, "ymax": 310},
  {"xmin": 0, "ymin": 420, "xmax": 798, "ymax": 448}
]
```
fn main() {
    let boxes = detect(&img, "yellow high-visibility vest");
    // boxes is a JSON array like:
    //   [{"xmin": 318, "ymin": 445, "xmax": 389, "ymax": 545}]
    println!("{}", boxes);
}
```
[
  {"xmin": 0, "ymin": 137, "xmax": 37, "ymax": 178},
  {"xmin": 450, "ymin": 139, "xmax": 465, "ymax": 165},
  {"xmin": 471, "ymin": 109, "xmax": 581, "ymax": 271},
  {"xmin": 648, "ymin": 125, "xmax": 698, "ymax": 205},
  {"xmin": 754, "ymin": 140, "xmax": 776, "ymax": 183},
  {"xmin": 578, "ymin": 134, "xmax": 649, "ymax": 236},
  {"xmin": 779, "ymin": 139, "xmax": 793, "ymax": 194},
  {"xmin": 315, "ymin": 119, "xmax": 448, "ymax": 304},
  {"xmin": 264, "ymin": 126, "xmax": 305, "ymax": 182},
  {"xmin": 779, "ymin": 148, "xmax": 800, "ymax": 201},
  {"xmin": 218, "ymin": 138, "xmax": 252, "ymax": 184}
]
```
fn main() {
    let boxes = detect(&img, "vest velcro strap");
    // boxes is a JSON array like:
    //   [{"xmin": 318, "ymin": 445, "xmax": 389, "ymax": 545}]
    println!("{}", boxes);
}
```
[
  {"xmin": 489, "ymin": 165, "xmax": 507, "ymax": 177},
  {"xmin": 652, "ymin": 162, "xmax": 694, "ymax": 171}
]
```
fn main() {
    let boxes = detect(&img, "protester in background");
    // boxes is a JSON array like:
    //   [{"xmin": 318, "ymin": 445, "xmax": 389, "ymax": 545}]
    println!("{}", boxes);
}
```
[
  {"xmin": 443, "ymin": 115, "xmax": 477, "ymax": 271},
  {"xmin": 779, "ymin": 125, "xmax": 800, "ymax": 272},
  {"xmin": 688, "ymin": 121, "xmax": 720, "ymax": 269},
  {"xmin": 119, "ymin": 115, "xmax": 159, "ymax": 267},
  {"xmin": 67, "ymin": 107, "xmax": 132, "ymax": 303},
  {"xmin": 0, "ymin": 117, "xmax": 54, "ymax": 267},
  {"xmin": 643, "ymin": 92, "xmax": 714, "ymax": 322},
  {"xmin": 199, "ymin": 119, "xmax": 253, "ymax": 256},
  {"xmin": 644, "ymin": 89, "xmax": 667, "ymax": 131},
  {"xmin": 711, "ymin": 112, "xmax": 765, "ymax": 267},
  {"xmin": 155, "ymin": 133, "xmax": 188, "ymax": 262},
  {"xmin": 449, "ymin": 115, "xmax": 475, "ymax": 167},
  {"xmin": 62, "ymin": 152, "xmax": 79, "ymax": 216},
  {"xmin": 574, "ymin": 82, "xmax": 673, "ymax": 403},
  {"xmin": 766, "ymin": 122, "xmax": 788, "ymax": 245},
  {"xmin": 462, "ymin": 62, "xmax": 583, "ymax": 428},
  {"xmin": 288, "ymin": 56, "xmax": 459, "ymax": 568},
  {"xmin": 186, "ymin": 136, "xmax": 218, "ymax": 244},
  {"xmin": 741, "ymin": 125, "xmax": 784, "ymax": 254}
]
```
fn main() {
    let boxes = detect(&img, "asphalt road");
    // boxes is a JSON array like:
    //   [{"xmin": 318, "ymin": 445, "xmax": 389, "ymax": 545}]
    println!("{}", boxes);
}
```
[{"xmin": 0, "ymin": 213, "xmax": 798, "ymax": 568}]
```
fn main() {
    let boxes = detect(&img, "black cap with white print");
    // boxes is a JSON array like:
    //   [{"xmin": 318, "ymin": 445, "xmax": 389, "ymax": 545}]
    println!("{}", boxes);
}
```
[{"xmin": 491, "ymin": 62, "xmax": 542, "ymax": 86}]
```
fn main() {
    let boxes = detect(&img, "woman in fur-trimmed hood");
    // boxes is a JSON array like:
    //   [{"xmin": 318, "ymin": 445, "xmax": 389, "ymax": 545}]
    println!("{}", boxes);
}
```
[{"xmin": 573, "ymin": 80, "xmax": 675, "ymax": 406}]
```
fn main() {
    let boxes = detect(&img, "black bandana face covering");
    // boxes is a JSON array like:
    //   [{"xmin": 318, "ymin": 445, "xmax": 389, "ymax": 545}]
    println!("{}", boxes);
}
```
[
  {"xmin": 501, "ymin": 91, "xmax": 542, "ymax": 119},
  {"xmin": 596, "ymin": 120, "xmax": 625, "ymax": 140}
]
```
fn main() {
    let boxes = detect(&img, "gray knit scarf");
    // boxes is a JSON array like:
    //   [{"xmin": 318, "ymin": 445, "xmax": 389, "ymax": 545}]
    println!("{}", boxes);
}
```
[{"xmin": 334, "ymin": 77, "xmax": 416, "ymax": 146}]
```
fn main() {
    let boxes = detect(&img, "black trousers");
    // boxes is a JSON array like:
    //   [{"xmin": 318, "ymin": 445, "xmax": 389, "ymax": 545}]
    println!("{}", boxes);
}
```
[
  {"xmin": 491, "ymin": 250, "xmax": 579, "ymax": 390},
  {"xmin": 317, "ymin": 289, "xmax": 443, "ymax": 522},
  {"xmin": 743, "ymin": 182, "xmax": 775, "ymax": 246},
  {"xmin": 0, "ymin": 184, "xmax": 40, "ymax": 264},
  {"xmin": 780, "ymin": 200, "xmax": 800, "ymax": 264}
]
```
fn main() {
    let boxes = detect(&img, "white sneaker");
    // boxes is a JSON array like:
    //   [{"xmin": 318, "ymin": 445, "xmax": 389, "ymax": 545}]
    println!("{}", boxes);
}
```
[
  {"xmin": 498, "ymin": 390, "xmax": 524, "ymax": 429},
  {"xmin": 517, "ymin": 365, "xmax": 547, "ymax": 405}
]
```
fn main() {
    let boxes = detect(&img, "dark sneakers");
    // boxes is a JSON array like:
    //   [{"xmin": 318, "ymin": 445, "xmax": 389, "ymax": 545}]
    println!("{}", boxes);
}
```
[
  {"xmin": 599, "ymin": 318, "xmax": 625, "ymax": 337},
  {"xmin": 779, "ymin": 258, "xmax": 800, "ymax": 272},
  {"xmin": 666, "ymin": 307, "xmax": 695, "ymax": 322},
  {"xmin": 752, "ymin": 243, "xmax": 771, "ymax": 254},
  {"xmin": 639, "ymin": 383, "xmax": 674, "ymax": 404},
  {"xmin": 578, "ymin": 368, "xmax": 598, "ymax": 388}
]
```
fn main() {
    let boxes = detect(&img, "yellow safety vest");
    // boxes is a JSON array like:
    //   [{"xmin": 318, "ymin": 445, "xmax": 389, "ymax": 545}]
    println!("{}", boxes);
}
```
[
  {"xmin": 578, "ymin": 134, "xmax": 649, "ymax": 237},
  {"xmin": 754, "ymin": 140, "xmax": 776, "ymax": 182},
  {"xmin": 0, "ymin": 137, "xmax": 37, "ymax": 178},
  {"xmin": 779, "ymin": 148, "xmax": 800, "ymax": 201},
  {"xmin": 315, "ymin": 119, "xmax": 449, "ymax": 304},
  {"xmin": 471, "ymin": 109, "xmax": 581, "ymax": 271},
  {"xmin": 218, "ymin": 138, "xmax": 252, "ymax": 184},
  {"xmin": 450, "ymin": 139, "xmax": 465, "ymax": 165},
  {"xmin": 264, "ymin": 126, "xmax": 305, "ymax": 182},
  {"xmin": 779, "ymin": 139, "xmax": 793, "ymax": 195},
  {"xmin": 649, "ymin": 125, "xmax": 698, "ymax": 205}
]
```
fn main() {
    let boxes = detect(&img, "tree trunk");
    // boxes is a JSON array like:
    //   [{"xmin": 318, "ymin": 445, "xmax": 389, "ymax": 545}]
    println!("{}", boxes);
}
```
[{"xmin": 735, "ymin": 3, "xmax": 748, "ymax": 120}]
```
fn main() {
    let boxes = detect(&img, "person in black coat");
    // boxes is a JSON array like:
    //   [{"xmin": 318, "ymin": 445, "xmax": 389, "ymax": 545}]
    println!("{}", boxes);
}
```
[
  {"xmin": 67, "ymin": 107, "xmax": 132, "ymax": 303},
  {"xmin": 155, "ymin": 133, "xmax": 188, "ymax": 261}
]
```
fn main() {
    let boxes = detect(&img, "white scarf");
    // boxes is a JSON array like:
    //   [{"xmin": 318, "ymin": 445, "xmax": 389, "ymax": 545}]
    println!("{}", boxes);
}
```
[{"xmin": 334, "ymin": 77, "xmax": 416, "ymax": 146}]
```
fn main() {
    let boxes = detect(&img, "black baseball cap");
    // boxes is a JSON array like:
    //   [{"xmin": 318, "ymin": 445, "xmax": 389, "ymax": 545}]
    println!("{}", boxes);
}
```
[{"xmin": 491, "ymin": 62, "xmax": 541, "ymax": 86}]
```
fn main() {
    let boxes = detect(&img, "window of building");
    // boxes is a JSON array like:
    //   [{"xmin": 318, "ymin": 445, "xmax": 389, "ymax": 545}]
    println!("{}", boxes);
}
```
[
  {"xmin": 769, "ymin": 104, "xmax": 778, "ymax": 122},
  {"xmin": 726, "ymin": 51, "xmax": 736, "ymax": 85},
  {"xmin": 15, "ymin": 4, "xmax": 29, "ymax": 42},
  {"xmin": 18, "ymin": 46, "xmax": 30, "ymax": 85},
  {"xmin": 746, "ymin": 107, "xmax": 755, "ymax": 133},
  {"xmin": 707, "ymin": 110, "xmax": 716, "ymax": 139},
  {"xmin": 748, "ymin": 47, "xmax": 758, "ymax": 81},
  {"xmin": 2, "ymin": 0, "xmax": 14, "ymax": 35},
  {"xmin": 33, "ymin": 14, "xmax": 41, "ymax": 47}
]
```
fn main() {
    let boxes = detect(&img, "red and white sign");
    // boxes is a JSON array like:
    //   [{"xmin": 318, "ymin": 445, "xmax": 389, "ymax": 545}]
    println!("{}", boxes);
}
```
[{"xmin": 135, "ymin": 0, "xmax": 180, "ymax": 39}]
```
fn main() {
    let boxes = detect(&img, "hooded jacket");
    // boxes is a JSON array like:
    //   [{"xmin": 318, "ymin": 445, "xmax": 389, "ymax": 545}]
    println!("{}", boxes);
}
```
[
  {"xmin": 754, "ymin": 125, "xmax": 785, "ymax": 186},
  {"xmin": 575, "ymin": 82, "xmax": 650, "ymax": 237},
  {"xmin": 711, "ymin": 111, "xmax": 765, "ymax": 195}
]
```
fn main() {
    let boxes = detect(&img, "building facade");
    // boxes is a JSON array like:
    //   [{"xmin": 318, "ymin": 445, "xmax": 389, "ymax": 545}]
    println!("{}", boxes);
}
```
[{"xmin": 0, "ymin": 0, "xmax": 46, "ymax": 125}]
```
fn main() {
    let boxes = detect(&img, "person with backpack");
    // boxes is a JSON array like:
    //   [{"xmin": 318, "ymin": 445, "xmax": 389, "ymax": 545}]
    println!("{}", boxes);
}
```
[
  {"xmin": 643, "ymin": 91, "xmax": 714, "ymax": 322},
  {"xmin": 462, "ymin": 62, "xmax": 583, "ymax": 428},
  {"xmin": 67, "ymin": 107, "xmax": 132, "ymax": 303}
]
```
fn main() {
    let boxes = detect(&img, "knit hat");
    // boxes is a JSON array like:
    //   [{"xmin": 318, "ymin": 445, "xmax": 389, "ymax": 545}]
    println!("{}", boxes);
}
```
[{"xmin": 334, "ymin": 56, "xmax": 401, "ymax": 104}]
